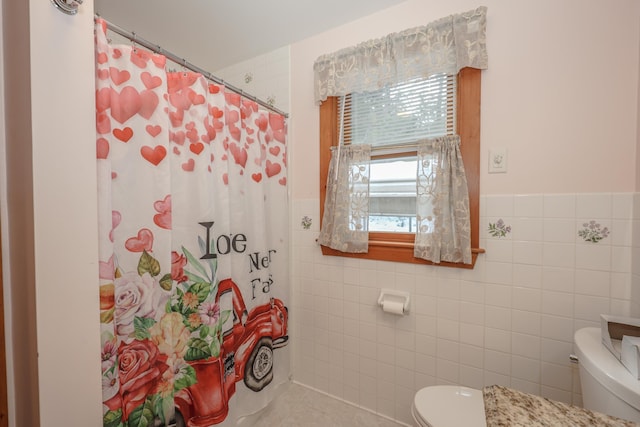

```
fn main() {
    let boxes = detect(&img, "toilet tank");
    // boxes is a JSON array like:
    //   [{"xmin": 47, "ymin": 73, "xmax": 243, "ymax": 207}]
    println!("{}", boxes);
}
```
[{"xmin": 574, "ymin": 327, "xmax": 640, "ymax": 423}]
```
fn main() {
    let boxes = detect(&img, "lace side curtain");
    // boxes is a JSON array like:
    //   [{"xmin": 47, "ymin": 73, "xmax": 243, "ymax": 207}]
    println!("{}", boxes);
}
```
[
  {"xmin": 313, "ymin": 6, "xmax": 488, "ymax": 104},
  {"xmin": 415, "ymin": 136, "xmax": 471, "ymax": 264},
  {"xmin": 318, "ymin": 145, "xmax": 371, "ymax": 253}
]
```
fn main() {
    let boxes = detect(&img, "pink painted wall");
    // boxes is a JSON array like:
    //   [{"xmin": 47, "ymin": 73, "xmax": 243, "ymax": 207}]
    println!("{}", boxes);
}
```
[{"xmin": 290, "ymin": 0, "xmax": 640, "ymax": 198}]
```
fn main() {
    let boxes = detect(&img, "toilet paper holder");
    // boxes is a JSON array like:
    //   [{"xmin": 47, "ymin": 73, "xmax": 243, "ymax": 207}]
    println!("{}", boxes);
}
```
[{"xmin": 378, "ymin": 289, "xmax": 410, "ymax": 315}]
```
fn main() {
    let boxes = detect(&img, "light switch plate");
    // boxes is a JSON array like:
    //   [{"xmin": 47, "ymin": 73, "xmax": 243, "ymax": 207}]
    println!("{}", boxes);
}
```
[{"xmin": 489, "ymin": 148, "xmax": 507, "ymax": 173}]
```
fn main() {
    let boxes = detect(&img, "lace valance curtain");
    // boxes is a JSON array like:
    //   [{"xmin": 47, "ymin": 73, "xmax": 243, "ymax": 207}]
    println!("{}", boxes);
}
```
[{"xmin": 313, "ymin": 6, "xmax": 488, "ymax": 104}]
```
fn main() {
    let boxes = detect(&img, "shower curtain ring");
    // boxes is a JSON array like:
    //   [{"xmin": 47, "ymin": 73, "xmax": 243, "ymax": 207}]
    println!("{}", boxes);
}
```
[{"xmin": 51, "ymin": 0, "xmax": 82, "ymax": 15}]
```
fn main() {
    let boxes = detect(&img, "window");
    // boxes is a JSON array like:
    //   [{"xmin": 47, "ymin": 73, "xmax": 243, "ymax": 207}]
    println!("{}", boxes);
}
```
[
  {"xmin": 369, "ymin": 156, "xmax": 417, "ymax": 233},
  {"xmin": 319, "ymin": 68, "xmax": 482, "ymax": 268},
  {"xmin": 343, "ymin": 73, "xmax": 456, "ymax": 233},
  {"xmin": 314, "ymin": 7, "xmax": 487, "ymax": 267}
]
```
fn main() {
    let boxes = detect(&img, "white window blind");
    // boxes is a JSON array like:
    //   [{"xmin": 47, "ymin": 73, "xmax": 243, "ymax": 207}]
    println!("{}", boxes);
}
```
[{"xmin": 340, "ymin": 73, "xmax": 456, "ymax": 148}]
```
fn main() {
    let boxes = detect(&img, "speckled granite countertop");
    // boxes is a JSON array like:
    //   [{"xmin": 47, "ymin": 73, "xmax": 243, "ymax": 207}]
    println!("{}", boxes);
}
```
[{"xmin": 483, "ymin": 385, "xmax": 638, "ymax": 426}]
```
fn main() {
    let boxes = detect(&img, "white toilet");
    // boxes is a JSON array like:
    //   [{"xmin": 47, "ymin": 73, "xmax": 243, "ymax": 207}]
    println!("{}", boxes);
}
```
[
  {"xmin": 411, "ymin": 385, "xmax": 486, "ymax": 427},
  {"xmin": 574, "ymin": 327, "xmax": 640, "ymax": 423},
  {"xmin": 411, "ymin": 327, "xmax": 640, "ymax": 426}
]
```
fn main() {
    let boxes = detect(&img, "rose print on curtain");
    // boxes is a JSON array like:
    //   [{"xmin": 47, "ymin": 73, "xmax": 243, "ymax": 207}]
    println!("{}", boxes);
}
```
[{"xmin": 95, "ymin": 20, "xmax": 289, "ymax": 427}]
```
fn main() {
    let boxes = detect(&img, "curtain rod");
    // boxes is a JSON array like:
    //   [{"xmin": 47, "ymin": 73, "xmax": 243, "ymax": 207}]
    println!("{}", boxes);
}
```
[{"xmin": 98, "ymin": 17, "xmax": 289, "ymax": 118}]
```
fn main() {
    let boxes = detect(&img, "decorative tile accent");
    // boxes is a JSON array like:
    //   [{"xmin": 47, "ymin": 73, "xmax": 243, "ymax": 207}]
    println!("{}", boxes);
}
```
[
  {"xmin": 577, "ymin": 220, "xmax": 609, "ymax": 243},
  {"xmin": 244, "ymin": 72, "xmax": 253, "ymax": 84},
  {"xmin": 301, "ymin": 215, "xmax": 312, "ymax": 230},
  {"xmin": 488, "ymin": 219, "xmax": 511, "ymax": 238},
  {"xmin": 266, "ymin": 95, "xmax": 276, "ymax": 107}
]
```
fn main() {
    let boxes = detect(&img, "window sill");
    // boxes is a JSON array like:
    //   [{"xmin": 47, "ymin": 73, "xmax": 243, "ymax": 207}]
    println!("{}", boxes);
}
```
[{"xmin": 320, "ymin": 236, "xmax": 484, "ymax": 269}]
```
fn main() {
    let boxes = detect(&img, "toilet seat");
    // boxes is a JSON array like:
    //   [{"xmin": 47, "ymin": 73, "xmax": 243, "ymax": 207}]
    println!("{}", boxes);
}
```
[{"xmin": 412, "ymin": 385, "xmax": 486, "ymax": 427}]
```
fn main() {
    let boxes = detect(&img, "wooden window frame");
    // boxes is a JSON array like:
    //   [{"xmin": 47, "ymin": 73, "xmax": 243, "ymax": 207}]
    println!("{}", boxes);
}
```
[{"xmin": 319, "ymin": 67, "xmax": 483, "ymax": 268}]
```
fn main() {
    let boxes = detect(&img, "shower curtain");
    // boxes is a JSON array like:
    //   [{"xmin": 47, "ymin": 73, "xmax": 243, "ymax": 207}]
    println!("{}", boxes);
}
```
[{"xmin": 95, "ymin": 20, "xmax": 289, "ymax": 427}]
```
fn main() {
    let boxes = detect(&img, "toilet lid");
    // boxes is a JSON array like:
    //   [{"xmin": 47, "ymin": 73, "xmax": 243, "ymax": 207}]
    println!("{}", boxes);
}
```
[{"xmin": 413, "ymin": 386, "xmax": 486, "ymax": 427}]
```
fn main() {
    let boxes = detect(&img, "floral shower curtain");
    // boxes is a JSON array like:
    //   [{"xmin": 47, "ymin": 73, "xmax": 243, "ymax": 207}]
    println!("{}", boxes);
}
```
[{"xmin": 95, "ymin": 20, "xmax": 289, "ymax": 427}]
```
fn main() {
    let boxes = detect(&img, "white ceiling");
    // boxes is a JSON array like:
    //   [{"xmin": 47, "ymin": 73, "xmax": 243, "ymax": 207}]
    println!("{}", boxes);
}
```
[{"xmin": 94, "ymin": 0, "xmax": 407, "ymax": 71}]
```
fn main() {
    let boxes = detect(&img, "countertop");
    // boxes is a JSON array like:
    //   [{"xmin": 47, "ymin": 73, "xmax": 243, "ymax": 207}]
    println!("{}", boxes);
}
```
[{"xmin": 483, "ymin": 385, "xmax": 638, "ymax": 426}]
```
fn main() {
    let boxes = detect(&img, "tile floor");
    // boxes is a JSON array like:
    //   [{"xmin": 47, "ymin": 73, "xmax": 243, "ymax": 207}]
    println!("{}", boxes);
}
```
[{"xmin": 238, "ymin": 382, "xmax": 407, "ymax": 427}]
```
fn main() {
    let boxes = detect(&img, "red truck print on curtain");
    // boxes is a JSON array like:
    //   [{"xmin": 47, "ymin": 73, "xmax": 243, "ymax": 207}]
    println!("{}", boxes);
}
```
[{"xmin": 174, "ymin": 278, "xmax": 288, "ymax": 427}]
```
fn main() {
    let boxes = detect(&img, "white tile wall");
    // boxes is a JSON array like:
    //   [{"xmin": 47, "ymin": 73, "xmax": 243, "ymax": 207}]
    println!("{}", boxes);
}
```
[{"xmin": 291, "ymin": 192, "xmax": 638, "ymax": 426}]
